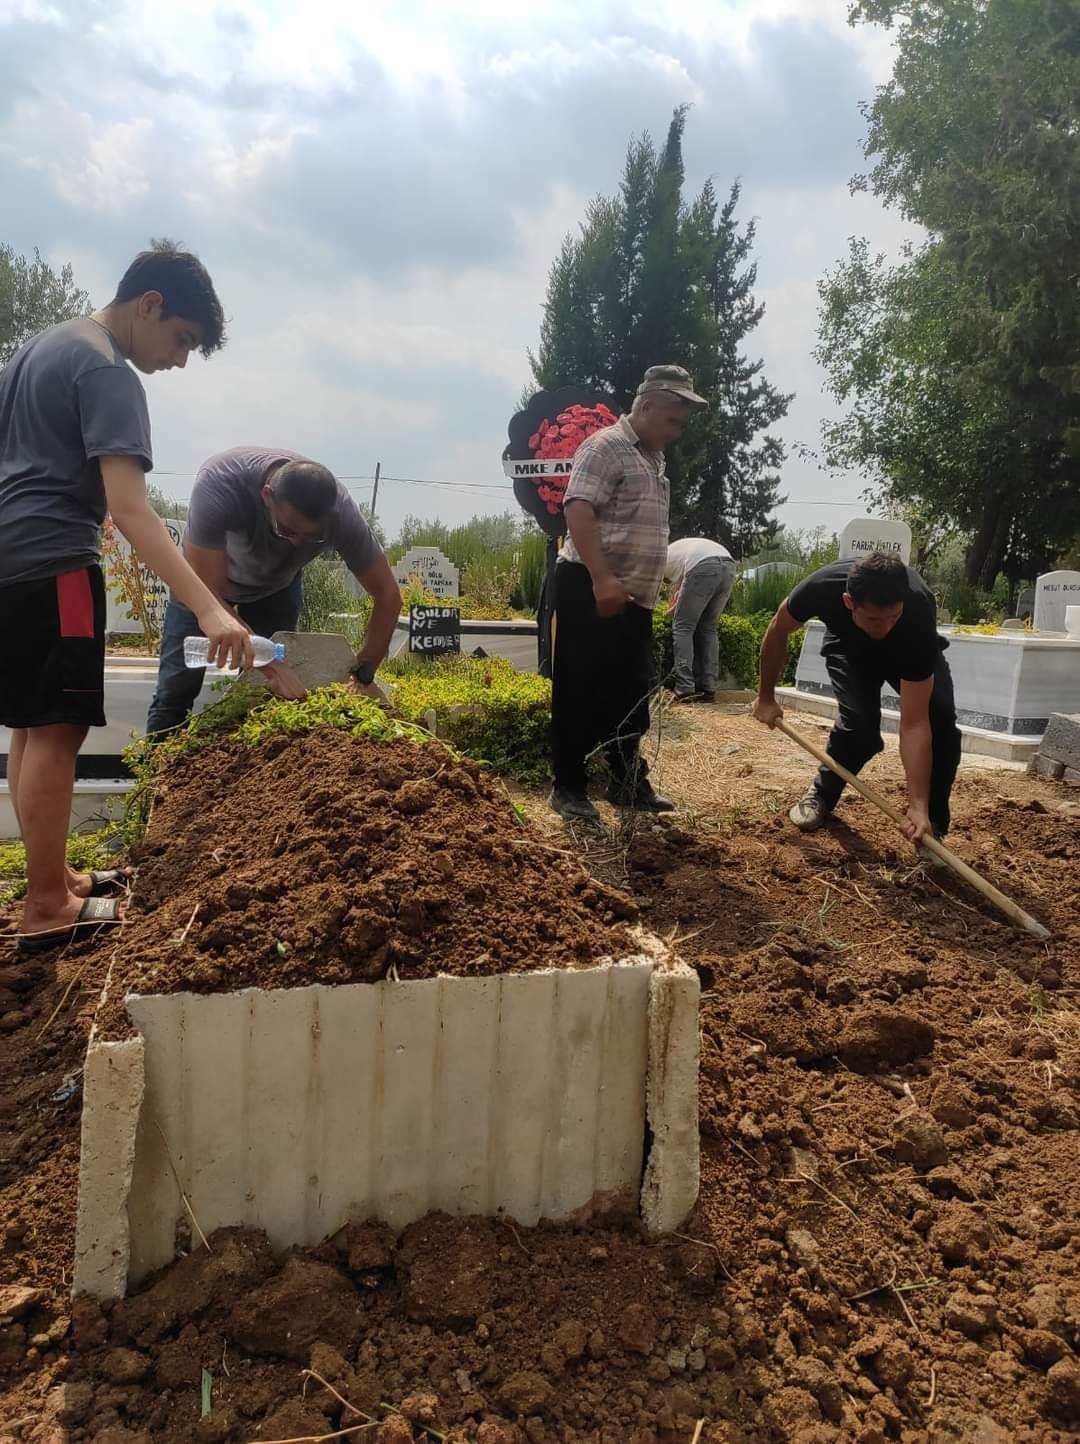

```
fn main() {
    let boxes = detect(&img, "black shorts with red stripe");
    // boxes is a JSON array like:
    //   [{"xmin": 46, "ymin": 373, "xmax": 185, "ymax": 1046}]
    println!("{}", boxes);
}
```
[{"xmin": 0, "ymin": 565, "xmax": 107, "ymax": 729}]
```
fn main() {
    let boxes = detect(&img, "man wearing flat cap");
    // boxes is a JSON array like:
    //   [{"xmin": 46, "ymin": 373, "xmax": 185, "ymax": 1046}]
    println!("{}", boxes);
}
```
[{"xmin": 549, "ymin": 364, "xmax": 708, "ymax": 824}]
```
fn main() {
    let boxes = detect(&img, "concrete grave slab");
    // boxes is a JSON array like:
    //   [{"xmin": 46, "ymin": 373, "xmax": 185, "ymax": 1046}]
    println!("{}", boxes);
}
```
[
  {"xmin": 1038, "ymin": 713, "xmax": 1080, "ymax": 771},
  {"xmin": 75, "ymin": 950, "xmax": 701, "ymax": 1300},
  {"xmin": 245, "ymin": 631, "xmax": 356, "ymax": 691},
  {"xmin": 795, "ymin": 621, "xmax": 1080, "ymax": 737}
]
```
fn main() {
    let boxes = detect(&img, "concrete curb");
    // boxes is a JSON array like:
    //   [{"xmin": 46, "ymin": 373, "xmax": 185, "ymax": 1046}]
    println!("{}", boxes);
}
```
[
  {"xmin": 777, "ymin": 687, "xmax": 1040, "ymax": 765},
  {"xmin": 75, "ymin": 1036, "xmax": 145, "ymax": 1301},
  {"xmin": 641, "ymin": 967, "xmax": 701, "ymax": 1237}
]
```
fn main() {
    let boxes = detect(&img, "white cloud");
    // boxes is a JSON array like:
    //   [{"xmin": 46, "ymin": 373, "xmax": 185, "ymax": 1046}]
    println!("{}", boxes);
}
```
[
  {"xmin": 0, "ymin": 0, "xmax": 909, "ymax": 541},
  {"xmin": 2, "ymin": 100, "xmax": 152, "ymax": 214}
]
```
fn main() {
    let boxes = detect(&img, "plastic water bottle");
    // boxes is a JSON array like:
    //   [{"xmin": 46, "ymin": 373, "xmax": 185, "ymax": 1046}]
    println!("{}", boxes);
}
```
[{"xmin": 183, "ymin": 634, "xmax": 285, "ymax": 672}]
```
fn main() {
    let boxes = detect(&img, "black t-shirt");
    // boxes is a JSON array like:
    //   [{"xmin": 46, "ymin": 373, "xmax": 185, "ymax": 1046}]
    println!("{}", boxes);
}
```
[{"xmin": 786, "ymin": 560, "xmax": 945, "ymax": 681}]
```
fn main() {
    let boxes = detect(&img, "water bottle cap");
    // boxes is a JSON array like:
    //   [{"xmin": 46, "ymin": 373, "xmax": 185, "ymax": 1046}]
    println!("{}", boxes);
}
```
[{"xmin": 273, "ymin": 643, "xmax": 286, "ymax": 661}]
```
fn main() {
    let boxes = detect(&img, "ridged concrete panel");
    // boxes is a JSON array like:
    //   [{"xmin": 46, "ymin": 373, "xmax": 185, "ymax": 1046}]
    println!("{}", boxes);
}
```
[{"xmin": 104, "ymin": 962, "xmax": 656, "ymax": 1290}]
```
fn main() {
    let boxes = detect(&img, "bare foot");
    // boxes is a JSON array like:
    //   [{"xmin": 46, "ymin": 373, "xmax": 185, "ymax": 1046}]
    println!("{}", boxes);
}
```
[
  {"xmin": 20, "ymin": 889, "xmax": 90, "ymax": 937},
  {"xmin": 68, "ymin": 869, "xmax": 92, "ymax": 898}
]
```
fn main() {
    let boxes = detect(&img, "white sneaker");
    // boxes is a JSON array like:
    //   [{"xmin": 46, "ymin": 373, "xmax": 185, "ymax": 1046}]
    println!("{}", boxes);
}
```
[{"xmin": 789, "ymin": 793, "xmax": 830, "ymax": 832}]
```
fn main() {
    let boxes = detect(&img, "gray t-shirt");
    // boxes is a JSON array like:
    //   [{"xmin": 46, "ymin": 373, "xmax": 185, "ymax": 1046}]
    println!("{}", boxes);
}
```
[
  {"xmin": 0, "ymin": 317, "xmax": 153, "ymax": 586},
  {"xmin": 185, "ymin": 446, "xmax": 382, "ymax": 603}
]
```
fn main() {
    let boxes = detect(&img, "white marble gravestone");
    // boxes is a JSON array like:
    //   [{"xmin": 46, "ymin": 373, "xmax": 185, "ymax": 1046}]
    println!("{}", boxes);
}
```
[
  {"xmin": 391, "ymin": 547, "xmax": 460, "ymax": 599},
  {"xmin": 838, "ymin": 517, "xmax": 912, "ymax": 566},
  {"xmin": 1034, "ymin": 571, "xmax": 1080, "ymax": 633}
]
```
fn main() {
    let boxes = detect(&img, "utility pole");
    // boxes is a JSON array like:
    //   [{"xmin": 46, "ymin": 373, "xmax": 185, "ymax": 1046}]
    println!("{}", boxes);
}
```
[{"xmin": 370, "ymin": 461, "xmax": 381, "ymax": 519}]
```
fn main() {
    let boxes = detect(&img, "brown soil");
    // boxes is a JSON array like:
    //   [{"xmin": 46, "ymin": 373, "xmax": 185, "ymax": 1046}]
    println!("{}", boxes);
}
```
[
  {"xmin": 2, "ymin": 709, "xmax": 1079, "ymax": 1442},
  {"xmin": 95, "ymin": 729, "xmax": 637, "ymax": 1037}
]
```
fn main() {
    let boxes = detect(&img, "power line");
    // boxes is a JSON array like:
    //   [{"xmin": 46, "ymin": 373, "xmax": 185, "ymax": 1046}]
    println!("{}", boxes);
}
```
[{"xmin": 152, "ymin": 468, "xmax": 859, "ymax": 506}]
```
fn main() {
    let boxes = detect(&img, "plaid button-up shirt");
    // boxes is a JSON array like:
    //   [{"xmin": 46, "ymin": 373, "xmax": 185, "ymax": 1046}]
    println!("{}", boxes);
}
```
[{"xmin": 559, "ymin": 415, "xmax": 669, "ymax": 608}]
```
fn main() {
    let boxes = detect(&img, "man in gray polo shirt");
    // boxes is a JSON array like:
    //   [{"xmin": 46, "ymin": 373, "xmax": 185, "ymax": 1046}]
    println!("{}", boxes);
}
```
[
  {"xmin": 145, "ymin": 447, "xmax": 401, "ymax": 734},
  {"xmin": 549, "ymin": 365, "xmax": 708, "ymax": 823}
]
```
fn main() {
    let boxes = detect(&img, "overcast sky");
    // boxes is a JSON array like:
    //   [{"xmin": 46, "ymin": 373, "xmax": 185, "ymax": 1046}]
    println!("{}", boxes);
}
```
[{"xmin": 1, "ymin": 0, "xmax": 913, "ymax": 545}]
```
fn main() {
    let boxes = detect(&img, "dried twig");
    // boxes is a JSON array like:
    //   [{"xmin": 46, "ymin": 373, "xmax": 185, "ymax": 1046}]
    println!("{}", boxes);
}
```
[
  {"xmin": 690, "ymin": 1421, "xmax": 705, "ymax": 1444},
  {"xmin": 301, "ymin": 1369, "xmax": 371, "ymax": 1421},
  {"xmin": 500, "ymin": 1218, "xmax": 531, "ymax": 1257},
  {"xmin": 671, "ymin": 1231, "xmax": 734, "ymax": 1282},
  {"xmin": 247, "ymin": 1424, "xmax": 377, "ymax": 1443},
  {"xmin": 926, "ymin": 1365, "xmax": 937, "ymax": 1408},
  {"xmin": 35, "ymin": 962, "xmax": 87, "ymax": 1041},
  {"xmin": 784, "ymin": 1167, "xmax": 863, "ymax": 1229},
  {"xmin": 153, "ymin": 1119, "xmax": 213, "ymax": 1254},
  {"xmin": 176, "ymin": 902, "xmax": 200, "ymax": 945}
]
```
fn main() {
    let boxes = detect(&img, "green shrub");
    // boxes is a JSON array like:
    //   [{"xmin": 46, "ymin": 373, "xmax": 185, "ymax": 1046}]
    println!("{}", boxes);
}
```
[
  {"xmin": 0, "ymin": 827, "xmax": 118, "ymax": 906},
  {"xmin": 300, "ymin": 556, "xmax": 371, "ymax": 640},
  {"xmin": 727, "ymin": 569, "xmax": 797, "ymax": 617},
  {"xmin": 652, "ymin": 604, "xmax": 802, "ymax": 689},
  {"xmin": 387, "ymin": 655, "xmax": 552, "ymax": 785},
  {"xmin": 515, "ymin": 530, "xmax": 548, "ymax": 612}
]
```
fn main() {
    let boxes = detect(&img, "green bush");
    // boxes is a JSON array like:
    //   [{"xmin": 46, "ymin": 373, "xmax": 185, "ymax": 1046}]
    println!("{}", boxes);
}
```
[
  {"xmin": 515, "ymin": 530, "xmax": 548, "ymax": 612},
  {"xmin": 652, "ymin": 604, "xmax": 802, "ymax": 689},
  {"xmin": 387, "ymin": 655, "xmax": 552, "ymax": 785},
  {"xmin": 299, "ymin": 556, "xmax": 371, "ymax": 640},
  {"xmin": 0, "ymin": 827, "xmax": 117, "ymax": 906},
  {"xmin": 727, "ymin": 569, "xmax": 798, "ymax": 617}
]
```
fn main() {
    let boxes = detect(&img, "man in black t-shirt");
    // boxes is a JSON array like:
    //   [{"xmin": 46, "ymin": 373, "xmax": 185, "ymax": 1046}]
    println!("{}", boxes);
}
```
[{"xmin": 752, "ymin": 552, "xmax": 962, "ymax": 845}]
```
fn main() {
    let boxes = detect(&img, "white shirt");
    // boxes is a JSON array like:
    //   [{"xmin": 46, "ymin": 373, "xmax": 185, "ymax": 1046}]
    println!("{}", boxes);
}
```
[{"xmin": 664, "ymin": 537, "xmax": 733, "ymax": 590}]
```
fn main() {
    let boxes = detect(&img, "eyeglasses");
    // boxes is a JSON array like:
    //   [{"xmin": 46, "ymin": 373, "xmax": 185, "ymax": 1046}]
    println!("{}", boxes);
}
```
[{"xmin": 267, "ymin": 505, "xmax": 327, "ymax": 547}]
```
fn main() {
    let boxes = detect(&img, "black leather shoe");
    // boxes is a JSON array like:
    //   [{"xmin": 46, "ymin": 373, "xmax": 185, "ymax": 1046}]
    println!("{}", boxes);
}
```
[
  {"xmin": 548, "ymin": 786, "xmax": 602, "ymax": 824},
  {"xmin": 605, "ymin": 779, "xmax": 676, "ymax": 813}
]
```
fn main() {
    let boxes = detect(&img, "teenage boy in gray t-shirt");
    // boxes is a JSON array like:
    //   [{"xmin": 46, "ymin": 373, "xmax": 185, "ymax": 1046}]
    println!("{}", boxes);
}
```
[
  {"xmin": 0, "ymin": 241, "xmax": 251, "ymax": 951},
  {"xmin": 145, "ymin": 447, "xmax": 401, "ymax": 735}
]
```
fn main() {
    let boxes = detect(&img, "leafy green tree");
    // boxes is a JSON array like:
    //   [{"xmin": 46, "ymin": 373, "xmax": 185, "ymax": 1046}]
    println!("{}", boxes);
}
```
[
  {"xmin": 820, "ymin": 1, "xmax": 1080, "ymax": 585},
  {"xmin": 530, "ymin": 108, "xmax": 790, "ymax": 556},
  {"xmin": 1, "ymin": 243, "xmax": 90, "ymax": 365}
]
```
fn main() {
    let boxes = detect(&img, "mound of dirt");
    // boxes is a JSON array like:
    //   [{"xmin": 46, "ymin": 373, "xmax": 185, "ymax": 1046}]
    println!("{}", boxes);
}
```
[
  {"xmin": 105, "ymin": 728, "xmax": 639, "ymax": 1018},
  {"xmin": 3, "ymin": 715, "xmax": 1078, "ymax": 1442},
  {"xmin": 58, "ymin": 1216, "xmax": 733, "ymax": 1444}
]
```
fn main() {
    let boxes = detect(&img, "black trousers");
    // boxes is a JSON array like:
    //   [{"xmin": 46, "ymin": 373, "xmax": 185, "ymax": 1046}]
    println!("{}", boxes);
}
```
[
  {"xmin": 815, "ymin": 650, "xmax": 963, "ymax": 836},
  {"xmin": 551, "ymin": 562, "xmax": 655, "ymax": 792}
]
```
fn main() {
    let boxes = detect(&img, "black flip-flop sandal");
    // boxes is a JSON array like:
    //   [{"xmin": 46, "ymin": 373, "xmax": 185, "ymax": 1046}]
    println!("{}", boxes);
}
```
[
  {"xmin": 86, "ymin": 868, "xmax": 133, "ymax": 897},
  {"xmin": 17, "ymin": 896, "xmax": 123, "ymax": 955}
]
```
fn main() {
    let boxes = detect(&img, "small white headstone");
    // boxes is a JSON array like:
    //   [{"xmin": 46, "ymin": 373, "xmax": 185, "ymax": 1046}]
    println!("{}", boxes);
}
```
[
  {"xmin": 1034, "ymin": 570, "xmax": 1080, "ymax": 633},
  {"xmin": 391, "ymin": 546, "xmax": 460, "ymax": 599},
  {"xmin": 104, "ymin": 519, "xmax": 186, "ymax": 634},
  {"xmin": 838, "ymin": 517, "xmax": 912, "ymax": 566}
]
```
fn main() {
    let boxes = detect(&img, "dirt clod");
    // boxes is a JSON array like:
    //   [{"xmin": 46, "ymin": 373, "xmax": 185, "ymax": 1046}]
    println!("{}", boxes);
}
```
[
  {"xmin": 617, "ymin": 1302, "xmax": 658, "ymax": 1355},
  {"xmin": 892, "ymin": 1109, "xmax": 949, "ymax": 1170},
  {"xmin": 499, "ymin": 1369, "xmax": 554, "ymax": 1415},
  {"xmin": 398, "ymin": 1216, "xmax": 497, "ymax": 1328},
  {"xmin": 226, "ymin": 1255, "xmax": 361, "ymax": 1362},
  {"xmin": 347, "ymin": 1220, "xmax": 397, "ymax": 1277}
]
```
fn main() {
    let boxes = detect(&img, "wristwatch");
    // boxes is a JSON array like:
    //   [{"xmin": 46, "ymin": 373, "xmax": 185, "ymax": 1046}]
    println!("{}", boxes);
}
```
[{"xmin": 349, "ymin": 660, "xmax": 377, "ymax": 686}]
